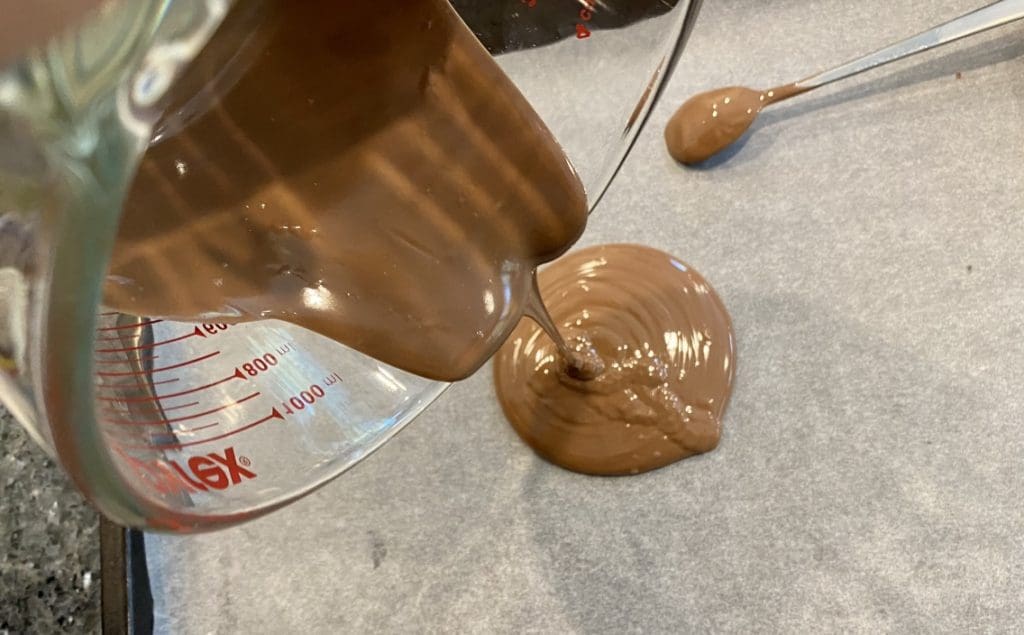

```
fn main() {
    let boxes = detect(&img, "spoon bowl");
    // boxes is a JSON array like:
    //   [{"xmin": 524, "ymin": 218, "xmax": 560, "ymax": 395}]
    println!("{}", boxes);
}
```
[{"xmin": 665, "ymin": 0, "xmax": 1024, "ymax": 165}]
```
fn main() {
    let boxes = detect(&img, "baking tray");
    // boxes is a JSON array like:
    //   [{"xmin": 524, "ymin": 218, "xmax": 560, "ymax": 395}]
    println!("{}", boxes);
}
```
[
  {"xmin": 100, "ymin": 520, "xmax": 152, "ymax": 634},
  {"xmin": 136, "ymin": 0, "xmax": 1024, "ymax": 630}
]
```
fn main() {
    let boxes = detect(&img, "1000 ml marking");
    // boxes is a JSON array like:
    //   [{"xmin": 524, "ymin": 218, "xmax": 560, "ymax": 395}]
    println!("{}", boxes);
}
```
[{"xmin": 280, "ymin": 372, "xmax": 342, "ymax": 415}]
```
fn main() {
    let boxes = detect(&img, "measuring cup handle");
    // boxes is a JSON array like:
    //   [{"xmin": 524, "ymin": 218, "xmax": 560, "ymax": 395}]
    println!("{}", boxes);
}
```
[{"xmin": 0, "ymin": 0, "xmax": 231, "ymax": 524}]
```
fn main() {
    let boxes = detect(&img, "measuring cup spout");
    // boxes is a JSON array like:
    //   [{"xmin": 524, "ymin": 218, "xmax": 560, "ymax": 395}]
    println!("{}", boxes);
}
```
[{"xmin": 0, "ymin": 0, "xmax": 703, "ymax": 531}]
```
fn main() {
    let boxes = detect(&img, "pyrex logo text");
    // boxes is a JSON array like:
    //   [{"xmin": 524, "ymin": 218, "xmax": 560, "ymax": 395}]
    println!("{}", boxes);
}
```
[{"xmin": 123, "ymin": 447, "xmax": 256, "ymax": 495}]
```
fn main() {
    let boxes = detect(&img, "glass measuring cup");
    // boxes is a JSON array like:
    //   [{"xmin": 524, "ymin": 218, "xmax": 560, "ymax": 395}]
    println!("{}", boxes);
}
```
[{"xmin": 0, "ymin": 0, "xmax": 703, "ymax": 531}]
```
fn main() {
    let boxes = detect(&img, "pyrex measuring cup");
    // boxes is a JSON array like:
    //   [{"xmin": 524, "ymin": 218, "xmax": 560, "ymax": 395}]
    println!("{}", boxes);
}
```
[{"xmin": 0, "ymin": 0, "xmax": 702, "ymax": 531}]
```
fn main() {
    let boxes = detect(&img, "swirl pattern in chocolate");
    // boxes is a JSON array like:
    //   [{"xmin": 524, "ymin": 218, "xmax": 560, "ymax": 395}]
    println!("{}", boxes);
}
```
[{"xmin": 493, "ymin": 244, "xmax": 736, "ymax": 475}]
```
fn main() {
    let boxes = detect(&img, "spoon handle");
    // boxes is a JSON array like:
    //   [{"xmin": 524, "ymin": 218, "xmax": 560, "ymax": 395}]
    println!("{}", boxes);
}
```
[{"xmin": 795, "ymin": 0, "xmax": 1024, "ymax": 90}]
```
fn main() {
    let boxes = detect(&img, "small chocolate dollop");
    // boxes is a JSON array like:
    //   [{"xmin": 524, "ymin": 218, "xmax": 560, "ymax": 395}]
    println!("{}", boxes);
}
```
[{"xmin": 664, "ymin": 83, "xmax": 807, "ymax": 165}]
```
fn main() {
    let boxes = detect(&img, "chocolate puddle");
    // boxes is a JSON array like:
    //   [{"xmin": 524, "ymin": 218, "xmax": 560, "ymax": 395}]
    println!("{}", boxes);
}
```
[
  {"xmin": 494, "ymin": 244, "xmax": 736, "ymax": 475},
  {"xmin": 664, "ymin": 83, "xmax": 808, "ymax": 165}
]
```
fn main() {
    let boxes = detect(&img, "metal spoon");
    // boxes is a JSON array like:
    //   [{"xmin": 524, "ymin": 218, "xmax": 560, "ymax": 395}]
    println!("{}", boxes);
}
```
[{"xmin": 665, "ymin": 0, "xmax": 1024, "ymax": 165}]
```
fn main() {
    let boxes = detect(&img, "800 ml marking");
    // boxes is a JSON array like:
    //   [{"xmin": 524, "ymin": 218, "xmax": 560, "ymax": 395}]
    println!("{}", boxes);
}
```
[{"xmin": 241, "ymin": 353, "xmax": 278, "ymax": 377}]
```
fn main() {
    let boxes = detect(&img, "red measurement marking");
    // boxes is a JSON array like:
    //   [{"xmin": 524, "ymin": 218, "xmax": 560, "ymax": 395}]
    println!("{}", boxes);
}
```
[
  {"xmin": 94, "ymin": 367, "xmax": 243, "ymax": 403},
  {"xmin": 280, "ymin": 383, "xmax": 326, "ymax": 415},
  {"xmin": 96, "ymin": 319, "xmax": 163, "ymax": 332},
  {"xmin": 95, "ymin": 351, "xmax": 219, "ymax": 377},
  {"xmin": 199, "ymin": 323, "xmax": 230, "ymax": 335},
  {"xmin": 174, "ymin": 420, "xmax": 220, "ymax": 435},
  {"xmin": 152, "ymin": 377, "xmax": 180, "ymax": 385},
  {"xmin": 103, "ymin": 400, "xmax": 199, "ymax": 416},
  {"xmin": 104, "ymin": 391, "xmax": 260, "ymax": 426},
  {"xmin": 93, "ymin": 355, "xmax": 159, "ymax": 365},
  {"xmin": 576, "ymin": 1, "xmax": 594, "ymax": 39},
  {"xmin": 94, "ymin": 326, "xmax": 205, "ymax": 353},
  {"xmin": 239, "ymin": 353, "xmax": 278, "ymax": 378},
  {"xmin": 162, "ymin": 400, "xmax": 201, "ymax": 413},
  {"xmin": 145, "ymin": 408, "xmax": 283, "ymax": 450},
  {"xmin": 95, "ymin": 377, "xmax": 180, "ymax": 390}
]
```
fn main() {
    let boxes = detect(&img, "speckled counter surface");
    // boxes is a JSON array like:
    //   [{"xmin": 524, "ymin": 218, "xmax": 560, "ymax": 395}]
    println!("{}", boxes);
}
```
[{"xmin": 1, "ymin": 409, "xmax": 100, "ymax": 633}]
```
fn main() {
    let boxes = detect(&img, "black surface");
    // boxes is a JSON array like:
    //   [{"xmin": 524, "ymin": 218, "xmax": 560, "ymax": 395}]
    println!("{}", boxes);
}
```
[
  {"xmin": 452, "ymin": 0, "xmax": 678, "ymax": 53},
  {"xmin": 100, "ymin": 520, "xmax": 153, "ymax": 635},
  {"xmin": 99, "ymin": 520, "xmax": 127, "ymax": 635}
]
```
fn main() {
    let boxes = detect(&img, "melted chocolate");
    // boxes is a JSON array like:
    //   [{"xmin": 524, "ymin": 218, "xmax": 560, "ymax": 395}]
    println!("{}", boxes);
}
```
[
  {"xmin": 664, "ymin": 83, "xmax": 807, "ymax": 165},
  {"xmin": 104, "ymin": 0, "xmax": 587, "ymax": 382},
  {"xmin": 493, "ymin": 244, "xmax": 736, "ymax": 475},
  {"xmin": 102, "ymin": 2, "xmax": 738, "ymax": 477}
]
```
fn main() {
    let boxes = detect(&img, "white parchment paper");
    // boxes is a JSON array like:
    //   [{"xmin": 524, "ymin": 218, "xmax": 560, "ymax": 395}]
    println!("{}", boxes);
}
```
[{"xmin": 146, "ymin": 0, "xmax": 1024, "ymax": 631}]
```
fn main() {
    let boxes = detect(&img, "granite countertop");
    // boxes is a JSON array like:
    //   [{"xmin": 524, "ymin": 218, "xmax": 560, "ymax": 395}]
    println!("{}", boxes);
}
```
[{"xmin": 1, "ymin": 409, "xmax": 100, "ymax": 633}]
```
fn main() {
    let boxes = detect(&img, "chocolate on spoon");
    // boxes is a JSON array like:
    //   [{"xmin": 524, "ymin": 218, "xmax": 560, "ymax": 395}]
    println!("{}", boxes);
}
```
[
  {"xmin": 665, "ymin": 0, "xmax": 1024, "ymax": 165},
  {"xmin": 664, "ymin": 83, "xmax": 805, "ymax": 165}
]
